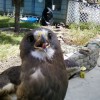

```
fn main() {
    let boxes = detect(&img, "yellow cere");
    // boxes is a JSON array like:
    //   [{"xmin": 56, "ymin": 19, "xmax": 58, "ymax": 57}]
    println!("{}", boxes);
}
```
[{"xmin": 38, "ymin": 32, "xmax": 43, "ymax": 37}]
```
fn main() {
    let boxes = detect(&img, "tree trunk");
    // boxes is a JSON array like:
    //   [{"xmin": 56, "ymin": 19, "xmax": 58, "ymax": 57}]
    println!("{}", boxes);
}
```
[
  {"xmin": 14, "ymin": 3, "xmax": 20, "ymax": 32},
  {"xmin": 14, "ymin": 0, "xmax": 21, "ymax": 32}
]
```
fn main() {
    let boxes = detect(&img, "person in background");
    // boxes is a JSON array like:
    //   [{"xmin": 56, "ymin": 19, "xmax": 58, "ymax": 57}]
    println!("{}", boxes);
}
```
[{"xmin": 40, "ymin": 7, "xmax": 53, "ymax": 26}]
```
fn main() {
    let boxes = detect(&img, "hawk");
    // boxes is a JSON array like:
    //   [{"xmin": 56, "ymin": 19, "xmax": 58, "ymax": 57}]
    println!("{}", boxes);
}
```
[
  {"xmin": 0, "ymin": 66, "xmax": 21, "ymax": 100},
  {"xmin": 17, "ymin": 27, "xmax": 68, "ymax": 100}
]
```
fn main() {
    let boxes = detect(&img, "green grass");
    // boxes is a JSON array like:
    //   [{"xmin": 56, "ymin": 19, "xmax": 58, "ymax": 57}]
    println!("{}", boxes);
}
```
[
  {"xmin": 69, "ymin": 22, "xmax": 100, "ymax": 33},
  {"xmin": 0, "ymin": 16, "xmax": 14, "ymax": 27},
  {"xmin": 0, "ymin": 15, "xmax": 41, "ymax": 28},
  {"xmin": 0, "ymin": 15, "xmax": 41, "ymax": 60},
  {"xmin": 68, "ymin": 29, "xmax": 97, "ymax": 45},
  {"xmin": 0, "ymin": 31, "xmax": 23, "ymax": 60},
  {"xmin": 68, "ymin": 23, "xmax": 100, "ymax": 45},
  {"xmin": 0, "ymin": 16, "xmax": 100, "ymax": 60}
]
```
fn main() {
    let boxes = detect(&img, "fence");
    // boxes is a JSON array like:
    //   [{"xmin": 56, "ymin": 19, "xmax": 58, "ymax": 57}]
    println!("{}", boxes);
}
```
[{"xmin": 66, "ymin": 1, "xmax": 100, "ymax": 24}]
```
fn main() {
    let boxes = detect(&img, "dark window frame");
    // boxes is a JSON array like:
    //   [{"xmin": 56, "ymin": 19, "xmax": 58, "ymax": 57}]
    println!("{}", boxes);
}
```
[
  {"xmin": 45, "ymin": 0, "xmax": 62, "ymax": 11},
  {"xmin": 53, "ymin": 0, "xmax": 62, "ymax": 11}
]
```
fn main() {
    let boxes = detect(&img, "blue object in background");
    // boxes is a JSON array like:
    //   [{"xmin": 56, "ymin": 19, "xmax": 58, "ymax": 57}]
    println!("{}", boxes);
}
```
[{"xmin": 20, "ymin": 17, "xmax": 39, "ymax": 23}]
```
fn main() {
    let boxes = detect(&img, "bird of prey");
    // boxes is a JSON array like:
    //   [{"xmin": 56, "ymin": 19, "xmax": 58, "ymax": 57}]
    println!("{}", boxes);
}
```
[
  {"xmin": 0, "ymin": 66, "xmax": 21, "ymax": 100},
  {"xmin": 0, "ymin": 59, "xmax": 78, "ymax": 99},
  {"xmin": 0, "ymin": 28, "xmax": 81, "ymax": 100},
  {"xmin": 16, "ymin": 28, "xmax": 68, "ymax": 100}
]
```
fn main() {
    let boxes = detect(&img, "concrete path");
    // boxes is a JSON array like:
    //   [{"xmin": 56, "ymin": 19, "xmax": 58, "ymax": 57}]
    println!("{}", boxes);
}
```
[{"xmin": 65, "ymin": 66, "xmax": 100, "ymax": 100}]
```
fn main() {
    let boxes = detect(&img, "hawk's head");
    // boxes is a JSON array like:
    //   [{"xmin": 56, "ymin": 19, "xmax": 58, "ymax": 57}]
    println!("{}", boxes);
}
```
[{"xmin": 20, "ymin": 28, "xmax": 61, "ymax": 61}]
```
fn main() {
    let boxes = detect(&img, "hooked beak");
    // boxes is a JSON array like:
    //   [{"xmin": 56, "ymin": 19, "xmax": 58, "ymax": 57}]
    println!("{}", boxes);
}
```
[{"xmin": 34, "ymin": 34, "xmax": 50, "ymax": 51}]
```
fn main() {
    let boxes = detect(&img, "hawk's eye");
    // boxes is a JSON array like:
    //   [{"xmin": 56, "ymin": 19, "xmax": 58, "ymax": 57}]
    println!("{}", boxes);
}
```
[
  {"xmin": 48, "ymin": 33, "xmax": 52, "ymax": 39},
  {"xmin": 27, "ymin": 35, "xmax": 35, "ymax": 42}
]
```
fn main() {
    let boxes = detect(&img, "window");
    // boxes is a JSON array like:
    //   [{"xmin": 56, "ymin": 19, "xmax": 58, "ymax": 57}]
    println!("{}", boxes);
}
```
[
  {"xmin": 45, "ymin": 0, "xmax": 62, "ymax": 11},
  {"xmin": 45, "ymin": 0, "xmax": 52, "ymax": 8},
  {"xmin": 12, "ymin": 0, "xmax": 24, "ymax": 7},
  {"xmin": 53, "ymin": 0, "xmax": 62, "ymax": 11}
]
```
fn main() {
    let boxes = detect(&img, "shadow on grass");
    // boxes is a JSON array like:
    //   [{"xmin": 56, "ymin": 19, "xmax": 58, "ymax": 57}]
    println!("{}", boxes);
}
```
[
  {"xmin": 20, "ymin": 22, "xmax": 41, "ymax": 29},
  {"xmin": 0, "ymin": 18, "xmax": 14, "ymax": 28},
  {"xmin": 0, "ymin": 34, "xmax": 22, "ymax": 45}
]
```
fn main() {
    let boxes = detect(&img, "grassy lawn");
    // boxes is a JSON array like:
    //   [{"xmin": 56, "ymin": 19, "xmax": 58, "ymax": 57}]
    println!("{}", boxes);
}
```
[
  {"xmin": 0, "ymin": 16, "xmax": 100, "ymax": 60},
  {"xmin": 0, "ymin": 16, "xmax": 40, "ymax": 60},
  {"xmin": 0, "ymin": 29, "xmax": 99, "ymax": 60},
  {"xmin": 68, "ymin": 29, "xmax": 98, "ymax": 45},
  {"xmin": 0, "ymin": 31, "xmax": 23, "ymax": 60},
  {"xmin": 0, "ymin": 15, "xmax": 41, "ymax": 60},
  {"xmin": 0, "ymin": 15, "xmax": 40, "ymax": 28},
  {"xmin": 67, "ymin": 23, "xmax": 100, "ymax": 45}
]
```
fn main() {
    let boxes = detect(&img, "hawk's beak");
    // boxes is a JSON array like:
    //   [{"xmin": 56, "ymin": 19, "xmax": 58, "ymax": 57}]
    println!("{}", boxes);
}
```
[{"xmin": 34, "ymin": 34, "xmax": 50, "ymax": 51}]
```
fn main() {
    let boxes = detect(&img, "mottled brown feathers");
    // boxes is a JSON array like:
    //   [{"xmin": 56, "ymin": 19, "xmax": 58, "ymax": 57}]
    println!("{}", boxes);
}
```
[{"xmin": 17, "ymin": 28, "xmax": 68, "ymax": 100}]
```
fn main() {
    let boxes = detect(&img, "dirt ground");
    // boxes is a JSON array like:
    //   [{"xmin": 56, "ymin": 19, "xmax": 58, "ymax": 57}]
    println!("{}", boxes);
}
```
[{"xmin": 0, "ymin": 55, "xmax": 21, "ymax": 73}]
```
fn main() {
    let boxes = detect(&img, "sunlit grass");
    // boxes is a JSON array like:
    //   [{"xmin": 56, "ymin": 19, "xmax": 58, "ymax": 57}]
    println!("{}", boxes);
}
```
[
  {"xmin": 0, "ymin": 16, "xmax": 100, "ymax": 60},
  {"xmin": 0, "ymin": 15, "xmax": 41, "ymax": 60},
  {"xmin": 0, "ymin": 44, "xmax": 19, "ymax": 60},
  {"xmin": 0, "ymin": 15, "xmax": 41, "ymax": 28},
  {"xmin": 68, "ymin": 29, "xmax": 98, "ymax": 46},
  {"xmin": 0, "ymin": 31, "xmax": 23, "ymax": 60}
]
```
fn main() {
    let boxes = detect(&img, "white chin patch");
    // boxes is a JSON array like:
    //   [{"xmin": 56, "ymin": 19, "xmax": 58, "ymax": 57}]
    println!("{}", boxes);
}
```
[{"xmin": 31, "ymin": 47, "xmax": 55, "ymax": 60}]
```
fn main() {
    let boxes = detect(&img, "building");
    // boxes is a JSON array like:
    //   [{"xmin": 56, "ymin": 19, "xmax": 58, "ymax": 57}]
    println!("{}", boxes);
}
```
[{"xmin": 0, "ymin": 0, "xmax": 69, "ymax": 23}]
